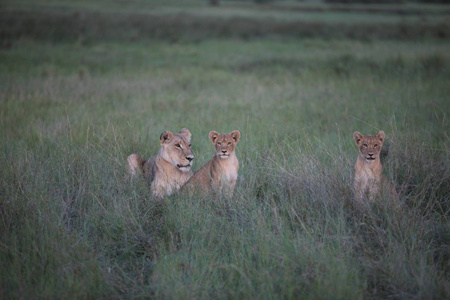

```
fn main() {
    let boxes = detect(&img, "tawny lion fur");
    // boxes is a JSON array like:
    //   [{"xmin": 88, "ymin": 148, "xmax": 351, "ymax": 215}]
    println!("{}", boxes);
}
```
[
  {"xmin": 353, "ymin": 130, "xmax": 397, "ymax": 202},
  {"xmin": 127, "ymin": 128, "xmax": 194, "ymax": 199},
  {"xmin": 182, "ymin": 130, "xmax": 241, "ymax": 198}
]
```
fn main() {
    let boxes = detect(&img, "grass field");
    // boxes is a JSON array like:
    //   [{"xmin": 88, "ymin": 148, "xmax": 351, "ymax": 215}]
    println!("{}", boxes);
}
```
[{"xmin": 1, "ymin": 0, "xmax": 449, "ymax": 299}]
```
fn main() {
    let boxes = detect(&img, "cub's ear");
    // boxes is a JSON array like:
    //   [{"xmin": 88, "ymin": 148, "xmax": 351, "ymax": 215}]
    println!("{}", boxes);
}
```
[
  {"xmin": 377, "ymin": 130, "xmax": 385, "ymax": 143},
  {"xmin": 209, "ymin": 131, "xmax": 220, "ymax": 144},
  {"xmin": 353, "ymin": 131, "xmax": 364, "ymax": 145},
  {"xmin": 160, "ymin": 131, "xmax": 174, "ymax": 144},
  {"xmin": 230, "ymin": 130, "xmax": 241, "ymax": 144},
  {"xmin": 179, "ymin": 128, "xmax": 192, "ymax": 142}
]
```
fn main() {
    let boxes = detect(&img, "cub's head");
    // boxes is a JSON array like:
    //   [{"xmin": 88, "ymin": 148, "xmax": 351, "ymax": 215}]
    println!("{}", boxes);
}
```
[
  {"xmin": 353, "ymin": 130, "xmax": 385, "ymax": 162},
  {"xmin": 159, "ymin": 128, "xmax": 194, "ymax": 172},
  {"xmin": 209, "ymin": 130, "xmax": 241, "ymax": 159}
]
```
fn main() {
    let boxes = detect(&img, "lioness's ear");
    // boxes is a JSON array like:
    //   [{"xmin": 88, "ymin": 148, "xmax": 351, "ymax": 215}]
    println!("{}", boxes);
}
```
[
  {"xmin": 230, "ymin": 130, "xmax": 241, "ymax": 144},
  {"xmin": 377, "ymin": 130, "xmax": 385, "ymax": 143},
  {"xmin": 160, "ymin": 131, "xmax": 174, "ymax": 144},
  {"xmin": 209, "ymin": 131, "xmax": 220, "ymax": 144},
  {"xmin": 179, "ymin": 128, "xmax": 192, "ymax": 142},
  {"xmin": 353, "ymin": 131, "xmax": 363, "ymax": 145}
]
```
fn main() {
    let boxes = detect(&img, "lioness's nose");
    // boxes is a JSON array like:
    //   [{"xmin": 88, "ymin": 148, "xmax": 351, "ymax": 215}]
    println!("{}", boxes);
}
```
[
  {"xmin": 368, "ymin": 153, "xmax": 373, "ymax": 157},
  {"xmin": 221, "ymin": 150, "xmax": 227, "ymax": 153},
  {"xmin": 186, "ymin": 156, "xmax": 194, "ymax": 162}
]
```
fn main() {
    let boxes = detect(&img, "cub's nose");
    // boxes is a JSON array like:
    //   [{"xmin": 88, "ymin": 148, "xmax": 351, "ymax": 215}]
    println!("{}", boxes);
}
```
[
  {"xmin": 186, "ymin": 156, "xmax": 194, "ymax": 162},
  {"xmin": 221, "ymin": 150, "xmax": 227, "ymax": 153},
  {"xmin": 368, "ymin": 153, "xmax": 374, "ymax": 157}
]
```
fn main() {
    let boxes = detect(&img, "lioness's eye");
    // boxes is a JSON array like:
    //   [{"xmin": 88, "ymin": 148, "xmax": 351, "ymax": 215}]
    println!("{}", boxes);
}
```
[
  {"xmin": 189, "ymin": 144, "xmax": 192, "ymax": 148},
  {"xmin": 217, "ymin": 142, "xmax": 221, "ymax": 145},
  {"xmin": 227, "ymin": 142, "xmax": 231, "ymax": 146},
  {"xmin": 374, "ymin": 144, "xmax": 378, "ymax": 148},
  {"xmin": 363, "ymin": 144, "xmax": 368, "ymax": 148},
  {"xmin": 175, "ymin": 144, "xmax": 181, "ymax": 148}
]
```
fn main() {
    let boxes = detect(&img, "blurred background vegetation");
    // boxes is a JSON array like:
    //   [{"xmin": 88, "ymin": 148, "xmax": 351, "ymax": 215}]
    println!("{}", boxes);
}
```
[{"xmin": 2, "ymin": 0, "xmax": 450, "ymax": 46}]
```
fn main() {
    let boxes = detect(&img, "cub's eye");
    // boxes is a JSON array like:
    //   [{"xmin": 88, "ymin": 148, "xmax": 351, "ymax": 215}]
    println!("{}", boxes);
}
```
[
  {"xmin": 175, "ymin": 144, "xmax": 181, "ymax": 149},
  {"xmin": 374, "ymin": 144, "xmax": 378, "ymax": 148},
  {"xmin": 363, "ymin": 144, "xmax": 368, "ymax": 148},
  {"xmin": 189, "ymin": 144, "xmax": 192, "ymax": 148},
  {"xmin": 217, "ymin": 142, "xmax": 221, "ymax": 146},
  {"xmin": 227, "ymin": 142, "xmax": 231, "ymax": 146}
]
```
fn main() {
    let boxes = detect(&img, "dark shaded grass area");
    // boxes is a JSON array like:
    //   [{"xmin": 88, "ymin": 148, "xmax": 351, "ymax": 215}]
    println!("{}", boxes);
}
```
[
  {"xmin": 1, "ymin": 9, "xmax": 450, "ymax": 47},
  {"xmin": 260, "ymin": 2, "xmax": 450, "ymax": 15},
  {"xmin": 0, "ymin": 136, "xmax": 163, "ymax": 298}
]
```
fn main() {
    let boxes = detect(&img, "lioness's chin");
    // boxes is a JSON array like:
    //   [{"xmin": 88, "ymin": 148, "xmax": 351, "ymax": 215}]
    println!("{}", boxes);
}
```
[
  {"xmin": 178, "ymin": 166, "xmax": 191, "ymax": 173},
  {"xmin": 220, "ymin": 155, "xmax": 229, "ymax": 159}
]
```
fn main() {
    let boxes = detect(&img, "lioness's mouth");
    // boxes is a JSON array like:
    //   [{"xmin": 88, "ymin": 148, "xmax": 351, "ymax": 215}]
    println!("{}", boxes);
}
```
[
  {"xmin": 177, "ymin": 164, "xmax": 191, "ymax": 168},
  {"xmin": 366, "ymin": 157, "xmax": 376, "ymax": 161}
]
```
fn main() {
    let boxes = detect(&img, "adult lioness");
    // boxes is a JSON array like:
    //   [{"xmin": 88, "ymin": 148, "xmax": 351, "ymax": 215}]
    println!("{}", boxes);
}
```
[
  {"xmin": 353, "ymin": 130, "xmax": 397, "ymax": 202},
  {"xmin": 127, "ymin": 128, "xmax": 194, "ymax": 199},
  {"xmin": 182, "ymin": 130, "xmax": 241, "ymax": 198}
]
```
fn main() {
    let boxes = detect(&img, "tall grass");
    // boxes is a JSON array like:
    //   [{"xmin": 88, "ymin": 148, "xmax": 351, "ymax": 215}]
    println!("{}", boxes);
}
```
[{"xmin": 1, "ymin": 1, "xmax": 449, "ymax": 299}]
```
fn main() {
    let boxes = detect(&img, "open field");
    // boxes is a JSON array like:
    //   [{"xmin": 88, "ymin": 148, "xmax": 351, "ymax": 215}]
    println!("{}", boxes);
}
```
[{"xmin": 1, "ymin": 0, "xmax": 449, "ymax": 299}]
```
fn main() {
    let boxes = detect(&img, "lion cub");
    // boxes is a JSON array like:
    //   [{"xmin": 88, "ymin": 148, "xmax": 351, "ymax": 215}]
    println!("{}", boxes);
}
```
[
  {"xmin": 127, "ymin": 128, "xmax": 194, "ymax": 199},
  {"xmin": 353, "ymin": 130, "xmax": 397, "ymax": 202},
  {"xmin": 182, "ymin": 130, "xmax": 241, "ymax": 198}
]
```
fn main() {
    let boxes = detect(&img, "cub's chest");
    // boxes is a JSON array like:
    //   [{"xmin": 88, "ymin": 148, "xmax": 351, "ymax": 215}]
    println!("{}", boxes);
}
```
[
  {"xmin": 221, "ymin": 166, "xmax": 238, "ymax": 182},
  {"xmin": 217, "ymin": 158, "xmax": 239, "ymax": 183},
  {"xmin": 355, "ymin": 167, "xmax": 381, "ymax": 188}
]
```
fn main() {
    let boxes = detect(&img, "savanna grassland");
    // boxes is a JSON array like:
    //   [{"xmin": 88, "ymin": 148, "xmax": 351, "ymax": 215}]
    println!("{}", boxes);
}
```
[{"xmin": 1, "ymin": 0, "xmax": 449, "ymax": 299}]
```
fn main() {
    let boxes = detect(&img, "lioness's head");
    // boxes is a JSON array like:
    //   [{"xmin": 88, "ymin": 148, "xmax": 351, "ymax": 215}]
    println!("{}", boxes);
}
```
[
  {"xmin": 209, "ymin": 130, "xmax": 241, "ymax": 159},
  {"xmin": 159, "ymin": 128, "xmax": 194, "ymax": 172},
  {"xmin": 353, "ymin": 130, "xmax": 385, "ymax": 162}
]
